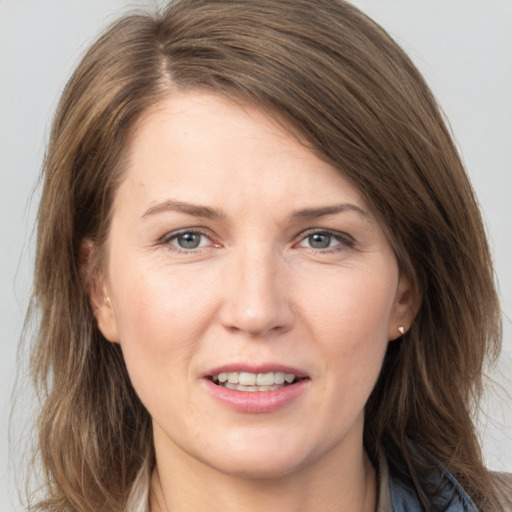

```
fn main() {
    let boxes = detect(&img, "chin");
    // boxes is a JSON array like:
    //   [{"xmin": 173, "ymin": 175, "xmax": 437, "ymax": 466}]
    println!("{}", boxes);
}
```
[
  {"xmin": 206, "ymin": 452, "xmax": 309, "ymax": 481},
  {"xmin": 196, "ymin": 433, "xmax": 322, "ymax": 481}
]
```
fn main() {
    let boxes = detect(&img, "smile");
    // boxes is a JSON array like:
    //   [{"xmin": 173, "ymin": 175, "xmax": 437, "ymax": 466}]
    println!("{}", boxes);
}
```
[
  {"xmin": 211, "ymin": 371, "xmax": 299, "ymax": 392},
  {"xmin": 205, "ymin": 368, "xmax": 310, "ymax": 412}
]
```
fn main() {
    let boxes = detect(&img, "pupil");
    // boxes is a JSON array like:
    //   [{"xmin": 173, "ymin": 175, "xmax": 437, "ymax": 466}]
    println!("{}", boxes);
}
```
[
  {"xmin": 178, "ymin": 233, "xmax": 200, "ymax": 249},
  {"xmin": 309, "ymin": 233, "xmax": 330, "ymax": 249}
]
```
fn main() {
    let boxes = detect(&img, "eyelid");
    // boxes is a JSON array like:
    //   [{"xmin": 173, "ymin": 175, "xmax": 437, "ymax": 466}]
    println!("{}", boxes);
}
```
[
  {"xmin": 158, "ymin": 227, "xmax": 356, "ymax": 253},
  {"xmin": 295, "ymin": 228, "xmax": 356, "ymax": 250},
  {"xmin": 160, "ymin": 227, "xmax": 218, "ymax": 251}
]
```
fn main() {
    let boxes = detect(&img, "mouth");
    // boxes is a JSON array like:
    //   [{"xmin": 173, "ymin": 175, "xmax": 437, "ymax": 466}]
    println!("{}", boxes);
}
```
[{"xmin": 209, "ymin": 371, "xmax": 304, "ymax": 392}]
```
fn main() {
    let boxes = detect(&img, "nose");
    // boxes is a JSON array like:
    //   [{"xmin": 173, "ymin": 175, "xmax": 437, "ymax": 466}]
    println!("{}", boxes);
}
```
[{"xmin": 219, "ymin": 248, "xmax": 294, "ymax": 338}]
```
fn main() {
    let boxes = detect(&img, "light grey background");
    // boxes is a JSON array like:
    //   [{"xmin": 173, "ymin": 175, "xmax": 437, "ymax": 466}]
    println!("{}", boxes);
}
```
[{"xmin": 1, "ymin": 1, "xmax": 511, "ymax": 509}]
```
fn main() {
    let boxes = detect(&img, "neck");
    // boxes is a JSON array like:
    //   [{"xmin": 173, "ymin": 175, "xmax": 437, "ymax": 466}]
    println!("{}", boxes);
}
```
[{"xmin": 149, "ymin": 434, "xmax": 377, "ymax": 512}]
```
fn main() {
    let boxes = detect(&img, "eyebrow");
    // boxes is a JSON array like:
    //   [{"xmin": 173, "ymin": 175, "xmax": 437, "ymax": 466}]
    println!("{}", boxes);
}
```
[
  {"xmin": 142, "ymin": 200, "xmax": 226, "ymax": 220},
  {"xmin": 142, "ymin": 200, "xmax": 367, "ymax": 221},
  {"xmin": 291, "ymin": 204, "xmax": 368, "ymax": 220}
]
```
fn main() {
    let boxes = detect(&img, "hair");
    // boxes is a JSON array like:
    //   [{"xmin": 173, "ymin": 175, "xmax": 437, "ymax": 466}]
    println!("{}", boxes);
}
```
[{"xmin": 28, "ymin": 0, "xmax": 502, "ymax": 510}]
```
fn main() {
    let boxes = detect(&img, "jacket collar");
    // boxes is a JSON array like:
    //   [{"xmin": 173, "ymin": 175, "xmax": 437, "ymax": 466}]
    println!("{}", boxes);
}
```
[{"xmin": 386, "ymin": 457, "xmax": 479, "ymax": 511}]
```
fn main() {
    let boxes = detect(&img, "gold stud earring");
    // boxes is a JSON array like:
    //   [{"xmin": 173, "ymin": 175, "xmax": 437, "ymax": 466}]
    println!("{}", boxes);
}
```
[
  {"xmin": 104, "ymin": 296, "xmax": 112, "ymax": 307},
  {"xmin": 397, "ymin": 326, "xmax": 405, "ymax": 335}
]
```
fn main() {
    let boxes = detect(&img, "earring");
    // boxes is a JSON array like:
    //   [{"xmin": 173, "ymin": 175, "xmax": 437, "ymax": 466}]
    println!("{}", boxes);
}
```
[
  {"xmin": 397, "ymin": 326, "xmax": 405, "ymax": 335},
  {"xmin": 104, "ymin": 296, "xmax": 112, "ymax": 307}
]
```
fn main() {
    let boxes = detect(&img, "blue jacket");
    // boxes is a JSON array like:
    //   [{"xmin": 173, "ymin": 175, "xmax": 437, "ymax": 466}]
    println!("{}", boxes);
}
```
[{"xmin": 389, "ymin": 465, "xmax": 478, "ymax": 511}]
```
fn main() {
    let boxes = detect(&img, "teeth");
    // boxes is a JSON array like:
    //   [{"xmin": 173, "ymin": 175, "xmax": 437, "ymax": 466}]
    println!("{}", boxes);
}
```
[
  {"xmin": 227, "ymin": 372, "xmax": 239, "ymax": 384},
  {"xmin": 239, "ymin": 372, "xmax": 256, "ymax": 385},
  {"xmin": 256, "ymin": 372, "xmax": 274, "ymax": 386},
  {"xmin": 212, "ymin": 371, "xmax": 297, "ymax": 389},
  {"xmin": 274, "ymin": 372, "xmax": 285, "ymax": 385},
  {"xmin": 223, "ymin": 382, "xmax": 286, "ymax": 392}
]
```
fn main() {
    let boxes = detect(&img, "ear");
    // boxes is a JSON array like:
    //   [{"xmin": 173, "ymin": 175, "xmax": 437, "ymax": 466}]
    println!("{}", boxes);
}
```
[
  {"xmin": 388, "ymin": 272, "xmax": 421, "ymax": 340},
  {"xmin": 81, "ymin": 240, "xmax": 120, "ymax": 343}
]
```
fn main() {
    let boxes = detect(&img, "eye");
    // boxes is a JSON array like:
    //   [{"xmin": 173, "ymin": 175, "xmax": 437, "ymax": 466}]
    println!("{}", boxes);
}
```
[
  {"xmin": 296, "ymin": 230, "xmax": 354, "ymax": 251},
  {"xmin": 163, "ymin": 230, "xmax": 212, "ymax": 251},
  {"xmin": 304, "ymin": 232, "xmax": 337, "ymax": 249}
]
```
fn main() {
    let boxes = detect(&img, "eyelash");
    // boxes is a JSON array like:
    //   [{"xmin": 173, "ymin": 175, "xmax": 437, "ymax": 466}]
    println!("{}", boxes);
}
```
[
  {"xmin": 160, "ymin": 229, "xmax": 214, "ymax": 253},
  {"xmin": 295, "ymin": 229, "xmax": 356, "ymax": 253},
  {"xmin": 159, "ymin": 228, "xmax": 356, "ymax": 254}
]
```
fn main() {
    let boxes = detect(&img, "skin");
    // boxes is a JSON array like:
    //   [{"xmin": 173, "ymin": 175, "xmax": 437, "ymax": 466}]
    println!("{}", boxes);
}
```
[{"xmin": 90, "ymin": 90, "xmax": 416, "ymax": 512}]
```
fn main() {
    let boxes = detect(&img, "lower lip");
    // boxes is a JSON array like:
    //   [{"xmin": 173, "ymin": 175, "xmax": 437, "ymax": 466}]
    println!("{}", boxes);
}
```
[{"xmin": 203, "ymin": 378, "xmax": 310, "ymax": 413}]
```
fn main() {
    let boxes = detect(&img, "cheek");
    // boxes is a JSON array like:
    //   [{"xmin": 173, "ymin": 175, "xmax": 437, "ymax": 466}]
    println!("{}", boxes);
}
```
[
  {"xmin": 107, "ymin": 259, "xmax": 219, "ymax": 384},
  {"xmin": 111, "ymin": 255, "xmax": 216, "ymax": 334},
  {"xmin": 303, "ymin": 266, "xmax": 397, "ymax": 344},
  {"xmin": 107, "ymin": 265, "xmax": 219, "ymax": 427},
  {"xmin": 301, "ymin": 267, "xmax": 396, "ymax": 393}
]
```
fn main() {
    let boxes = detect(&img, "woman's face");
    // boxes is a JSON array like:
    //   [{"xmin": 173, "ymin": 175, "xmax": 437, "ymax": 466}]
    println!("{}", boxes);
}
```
[{"xmin": 93, "ymin": 91, "xmax": 413, "ymax": 479}]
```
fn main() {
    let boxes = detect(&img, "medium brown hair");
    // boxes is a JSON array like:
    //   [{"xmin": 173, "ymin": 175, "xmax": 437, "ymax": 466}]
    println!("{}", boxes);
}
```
[{"xmin": 29, "ymin": 0, "xmax": 502, "ymax": 510}]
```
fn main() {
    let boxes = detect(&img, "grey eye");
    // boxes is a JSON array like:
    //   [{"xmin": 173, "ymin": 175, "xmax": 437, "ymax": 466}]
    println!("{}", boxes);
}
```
[
  {"xmin": 175, "ymin": 232, "xmax": 203, "ymax": 249},
  {"xmin": 308, "ymin": 233, "xmax": 333, "ymax": 249}
]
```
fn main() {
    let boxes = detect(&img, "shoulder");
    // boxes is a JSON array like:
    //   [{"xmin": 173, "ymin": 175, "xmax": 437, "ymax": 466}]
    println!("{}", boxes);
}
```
[
  {"xmin": 491, "ymin": 472, "xmax": 512, "ymax": 510},
  {"xmin": 385, "ymin": 462, "xmax": 512, "ymax": 512},
  {"xmin": 378, "ymin": 449, "xmax": 483, "ymax": 512}
]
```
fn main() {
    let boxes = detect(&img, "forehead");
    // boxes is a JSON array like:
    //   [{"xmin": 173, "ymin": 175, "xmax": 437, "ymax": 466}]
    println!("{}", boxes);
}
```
[
  {"xmin": 119, "ymin": 90, "xmax": 367, "ymax": 212},
  {"xmin": 128, "ymin": 90, "xmax": 309, "ymax": 169}
]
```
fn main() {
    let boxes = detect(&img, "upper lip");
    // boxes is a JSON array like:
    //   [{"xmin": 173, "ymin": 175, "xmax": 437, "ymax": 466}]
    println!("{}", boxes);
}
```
[{"xmin": 205, "ymin": 363, "xmax": 309, "ymax": 379}]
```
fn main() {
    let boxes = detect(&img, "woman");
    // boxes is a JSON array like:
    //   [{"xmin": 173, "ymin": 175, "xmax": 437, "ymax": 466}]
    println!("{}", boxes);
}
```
[{"xmin": 28, "ymin": 0, "xmax": 511, "ymax": 510}]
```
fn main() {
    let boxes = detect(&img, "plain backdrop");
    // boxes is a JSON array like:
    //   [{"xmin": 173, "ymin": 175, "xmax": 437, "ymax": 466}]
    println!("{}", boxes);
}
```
[{"xmin": 1, "ymin": 1, "xmax": 511, "ymax": 509}]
